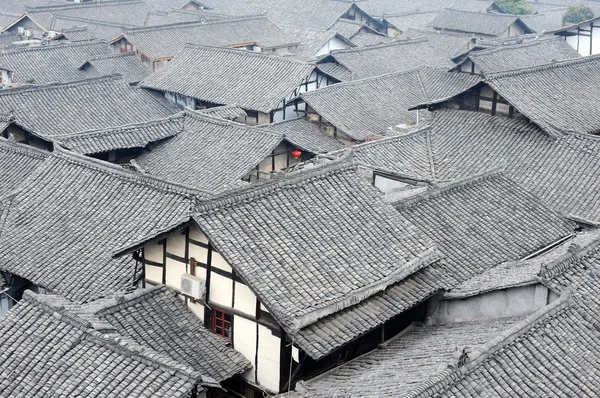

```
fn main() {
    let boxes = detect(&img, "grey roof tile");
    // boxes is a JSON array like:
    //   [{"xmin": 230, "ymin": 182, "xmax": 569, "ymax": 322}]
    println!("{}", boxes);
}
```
[
  {"xmin": 134, "ymin": 112, "xmax": 285, "ymax": 192},
  {"xmin": 0, "ymin": 75, "xmax": 179, "ymax": 139},
  {"xmin": 0, "ymin": 137, "xmax": 49, "ymax": 197},
  {"xmin": 0, "ymin": 290, "xmax": 212, "ymax": 397},
  {"xmin": 86, "ymin": 285, "xmax": 252, "ymax": 382},
  {"xmin": 197, "ymin": 104, "xmax": 247, "ymax": 120},
  {"xmin": 463, "ymin": 36, "xmax": 580, "ymax": 74},
  {"xmin": 354, "ymin": 0, "xmax": 498, "ymax": 15},
  {"xmin": 393, "ymin": 171, "xmax": 576, "ymax": 282},
  {"xmin": 191, "ymin": 160, "xmax": 439, "ymax": 334},
  {"xmin": 0, "ymin": 41, "xmax": 110, "ymax": 84},
  {"xmin": 141, "ymin": 44, "xmax": 315, "ymax": 113},
  {"xmin": 484, "ymin": 55, "xmax": 600, "ymax": 136},
  {"xmin": 429, "ymin": 8, "xmax": 534, "ymax": 36},
  {"xmin": 259, "ymin": 117, "xmax": 345, "ymax": 154},
  {"xmin": 121, "ymin": 15, "xmax": 297, "ymax": 60},
  {"xmin": 0, "ymin": 147, "xmax": 203, "ymax": 303},
  {"xmin": 319, "ymin": 35, "xmax": 471, "ymax": 80},
  {"xmin": 54, "ymin": 113, "xmax": 185, "ymax": 155},
  {"xmin": 80, "ymin": 52, "xmax": 151, "ymax": 84},
  {"xmin": 302, "ymin": 68, "xmax": 480, "ymax": 141}
]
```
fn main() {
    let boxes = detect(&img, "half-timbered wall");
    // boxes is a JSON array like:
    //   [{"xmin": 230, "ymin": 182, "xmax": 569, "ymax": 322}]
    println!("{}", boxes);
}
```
[
  {"xmin": 139, "ymin": 223, "xmax": 285, "ymax": 393},
  {"xmin": 458, "ymin": 58, "xmax": 481, "ymax": 75},
  {"xmin": 242, "ymin": 140, "xmax": 307, "ymax": 183},
  {"xmin": 437, "ymin": 84, "xmax": 524, "ymax": 120},
  {"xmin": 315, "ymin": 37, "xmax": 350, "ymax": 58},
  {"xmin": 557, "ymin": 21, "xmax": 600, "ymax": 56},
  {"xmin": 1, "ymin": 125, "xmax": 52, "ymax": 151}
]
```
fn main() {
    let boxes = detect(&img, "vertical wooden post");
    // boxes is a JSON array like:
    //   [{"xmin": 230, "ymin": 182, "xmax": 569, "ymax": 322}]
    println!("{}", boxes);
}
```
[{"xmin": 189, "ymin": 257, "xmax": 196, "ymax": 303}]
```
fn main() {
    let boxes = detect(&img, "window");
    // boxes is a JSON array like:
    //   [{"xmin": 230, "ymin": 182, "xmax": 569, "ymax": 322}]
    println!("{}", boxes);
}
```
[{"xmin": 212, "ymin": 309, "xmax": 233, "ymax": 341}]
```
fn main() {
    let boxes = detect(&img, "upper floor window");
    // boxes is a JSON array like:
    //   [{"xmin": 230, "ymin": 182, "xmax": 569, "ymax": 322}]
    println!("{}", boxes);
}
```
[{"xmin": 213, "ymin": 308, "xmax": 233, "ymax": 341}]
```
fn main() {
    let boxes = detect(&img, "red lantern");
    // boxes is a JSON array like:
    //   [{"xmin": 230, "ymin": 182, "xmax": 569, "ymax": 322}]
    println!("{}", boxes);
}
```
[{"xmin": 290, "ymin": 149, "xmax": 302, "ymax": 159}]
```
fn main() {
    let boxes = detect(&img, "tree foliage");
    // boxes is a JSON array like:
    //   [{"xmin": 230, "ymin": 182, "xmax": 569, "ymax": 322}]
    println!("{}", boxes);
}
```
[
  {"xmin": 497, "ymin": 0, "xmax": 533, "ymax": 15},
  {"xmin": 562, "ymin": 4, "xmax": 595, "ymax": 26}
]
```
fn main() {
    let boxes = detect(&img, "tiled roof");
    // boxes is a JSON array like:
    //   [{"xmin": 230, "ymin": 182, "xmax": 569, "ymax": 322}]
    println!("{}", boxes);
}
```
[
  {"xmin": 0, "ymin": 75, "xmax": 179, "ymax": 139},
  {"xmin": 0, "ymin": 147, "xmax": 202, "ymax": 303},
  {"xmin": 463, "ymin": 36, "xmax": 580, "ymax": 74},
  {"xmin": 133, "ymin": 112, "xmax": 284, "ymax": 192},
  {"xmin": 343, "ymin": 127, "xmax": 435, "ymax": 180},
  {"xmin": 409, "ymin": 109, "xmax": 600, "ymax": 224},
  {"xmin": 393, "ymin": 171, "xmax": 576, "ymax": 282},
  {"xmin": 197, "ymin": 104, "xmax": 247, "ymax": 121},
  {"xmin": 291, "ymin": 262, "xmax": 452, "ymax": 359},
  {"xmin": 484, "ymin": 55, "xmax": 600, "ymax": 136},
  {"xmin": 429, "ymin": 9, "xmax": 534, "ymax": 36},
  {"xmin": 80, "ymin": 52, "xmax": 151, "ymax": 84},
  {"xmin": 0, "ymin": 290, "xmax": 212, "ymax": 398},
  {"xmin": 350, "ymin": 29, "xmax": 393, "ymax": 47},
  {"xmin": 47, "ymin": 1, "xmax": 153, "ymax": 27},
  {"xmin": 192, "ymin": 160, "xmax": 439, "ymax": 333},
  {"xmin": 259, "ymin": 118, "xmax": 345, "ymax": 154},
  {"xmin": 301, "ymin": 68, "xmax": 480, "ymax": 141},
  {"xmin": 0, "ymin": 42, "xmax": 110, "ymax": 84},
  {"xmin": 353, "ymin": 0, "xmax": 498, "ymax": 15},
  {"xmin": 319, "ymin": 35, "xmax": 470, "ymax": 80},
  {"xmin": 122, "ymin": 15, "xmax": 297, "ymax": 60},
  {"xmin": 141, "ymin": 44, "xmax": 315, "ymax": 113},
  {"xmin": 280, "ymin": 26, "xmax": 350, "ymax": 61},
  {"xmin": 315, "ymin": 61, "xmax": 353, "ymax": 81},
  {"xmin": 54, "ymin": 113, "xmax": 185, "ymax": 155},
  {"xmin": 87, "ymin": 285, "xmax": 252, "ymax": 382},
  {"xmin": 0, "ymin": 272, "xmax": 6, "ymax": 293},
  {"xmin": 0, "ymin": 137, "xmax": 49, "ymax": 198},
  {"xmin": 190, "ymin": 0, "xmax": 357, "ymax": 30},
  {"xmin": 384, "ymin": 11, "xmax": 440, "ymax": 32},
  {"xmin": 292, "ymin": 315, "xmax": 523, "ymax": 397},
  {"xmin": 60, "ymin": 26, "xmax": 95, "ymax": 42}
]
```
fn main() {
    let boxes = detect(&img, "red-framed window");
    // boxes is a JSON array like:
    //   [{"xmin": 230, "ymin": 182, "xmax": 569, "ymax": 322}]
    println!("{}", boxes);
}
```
[{"xmin": 213, "ymin": 309, "xmax": 233, "ymax": 341}]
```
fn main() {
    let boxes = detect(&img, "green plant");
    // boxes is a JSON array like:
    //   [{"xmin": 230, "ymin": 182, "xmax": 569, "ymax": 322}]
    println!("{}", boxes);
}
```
[
  {"xmin": 497, "ymin": 0, "xmax": 533, "ymax": 15},
  {"xmin": 562, "ymin": 4, "xmax": 595, "ymax": 25}
]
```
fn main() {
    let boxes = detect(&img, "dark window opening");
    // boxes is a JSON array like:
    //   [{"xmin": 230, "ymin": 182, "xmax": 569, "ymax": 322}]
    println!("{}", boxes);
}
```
[{"xmin": 213, "ymin": 309, "xmax": 233, "ymax": 341}]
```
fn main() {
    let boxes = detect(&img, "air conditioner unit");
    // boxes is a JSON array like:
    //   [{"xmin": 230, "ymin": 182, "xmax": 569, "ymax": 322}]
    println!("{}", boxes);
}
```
[
  {"xmin": 24, "ymin": 30, "xmax": 31, "ymax": 38},
  {"xmin": 17, "ymin": 27, "xmax": 24, "ymax": 35},
  {"xmin": 180, "ymin": 274, "xmax": 206, "ymax": 300},
  {"xmin": 47, "ymin": 31, "xmax": 57, "ymax": 39}
]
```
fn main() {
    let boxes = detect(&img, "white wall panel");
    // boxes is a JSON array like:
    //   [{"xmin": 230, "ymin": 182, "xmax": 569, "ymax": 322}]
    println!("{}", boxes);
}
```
[
  {"xmin": 257, "ymin": 325, "xmax": 281, "ymax": 392},
  {"xmin": 234, "ymin": 282, "xmax": 257, "ymax": 316},
  {"xmin": 233, "ymin": 316, "xmax": 257, "ymax": 383},
  {"xmin": 209, "ymin": 273, "xmax": 233, "ymax": 307}
]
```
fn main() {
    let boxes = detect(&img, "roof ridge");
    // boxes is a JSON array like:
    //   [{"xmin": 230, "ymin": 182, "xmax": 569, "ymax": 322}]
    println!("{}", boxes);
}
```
[
  {"xmin": 403, "ymin": 292, "xmax": 573, "ymax": 398},
  {"xmin": 436, "ymin": 7, "xmax": 519, "ymax": 19},
  {"xmin": 470, "ymin": 36, "xmax": 559, "ymax": 57},
  {"xmin": 485, "ymin": 53, "xmax": 600, "ymax": 80},
  {"xmin": 0, "ymin": 137, "xmax": 49, "ymax": 159},
  {"xmin": 93, "ymin": 285, "xmax": 169, "ymax": 316},
  {"xmin": 180, "ymin": 43, "xmax": 313, "ymax": 66},
  {"xmin": 52, "ymin": 14, "xmax": 138, "ymax": 28},
  {"xmin": 53, "ymin": 112, "xmax": 185, "ymax": 139},
  {"xmin": 0, "ymin": 74, "xmax": 123, "ymax": 96},
  {"xmin": 26, "ymin": 0, "xmax": 143, "ymax": 12},
  {"xmin": 125, "ymin": 14, "xmax": 269, "ymax": 34},
  {"xmin": 393, "ymin": 168, "xmax": 506, "ymax": 209},
  {"xmin": 85, "ymin": 51, "xmax": 137, "ymax": 61},
  {"xmin": 344, "ymin": 125, "xmax": 432, "ymax": 152},
  {"xmin": 51, "ymin": 145, "xmax": 206, "ymax": 198},
  {"xmin": 194, "ymin": 155, "xmax": 356, "ymax": 215},
  {"xmin": 183, "ymin": 108, "xmax": 283, "ymax": 139},
  {"xmin": 331, "ymin": 37, "xmax": 429, "ymax": 54},
  {"xmin": 0, "ymin": 40, "xmax": 105, "ymax": 55},
  {"xmin": 539, "ymin": 235, "xmax": 600, "ymax": 279},
  {"xmin": 303, "ymin": 68, "xmax": 421, "ymax": 96}
]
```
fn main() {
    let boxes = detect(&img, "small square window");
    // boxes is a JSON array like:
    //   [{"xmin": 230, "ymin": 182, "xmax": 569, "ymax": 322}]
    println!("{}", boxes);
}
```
[{"xmin": 212, "ymin": 309, "xmax": 233, "ymax": 341}]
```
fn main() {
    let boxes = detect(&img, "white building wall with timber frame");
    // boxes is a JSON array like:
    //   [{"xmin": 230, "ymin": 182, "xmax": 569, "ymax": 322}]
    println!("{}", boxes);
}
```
[{"xmin": 138, "ymin": 222, "xmax": 284, "ymax": 393}]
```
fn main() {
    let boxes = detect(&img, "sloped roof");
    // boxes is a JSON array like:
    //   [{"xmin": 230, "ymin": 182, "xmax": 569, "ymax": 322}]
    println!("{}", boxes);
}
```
[
  {"xmin": 80, "ymin": 52, "xmax": 151, "ymax": 84},
  {"xmin": 0, "ymin": 75, "xmax": 179, "ymax": 138},
  {"xmin": 197, "ymin": 104, "xmax": 247, "ymax": 120},
  {"xmin": 291, "ymin": 315, "xmax": 523, "ymax": 397},
  {"xmin": 429, "ymin": 9, "xmax": 534, "ymax": 36},
  {"xmin": 318, "ymin": 35, "xmax": 470, "ymax": 80},
  {"xmin": 191, "ymin": 161, "xmax": 439, "ymax": 333},
  {"xmin": 353, "ymin": 0, "xmax": 499, "ymax": 15},
  {"xmin": 86, "ymin": 285, "xmax": 252, "ymax": 382},
  {"xmin": 384, "ymin": 11, "xmax": 440, "ymax": 32},
  {"xmin": 0, "ymin": 137, "xmax": 49, "ymax": 197},
  {"xmin": 259, "ymin": 117, "xmax": 345, "ymax": 154},
  {"xmin": 0, "ymin": 147, "xmax": 203, "ymax": 303},
  {"xmin": 484, "ymin": 55, "xmax": 600, "ymax": 136},
  {"xmin": 393, "ymin": 172, "xmax": 575, "ymax": 282},
  {"xmin": 280, "ymin": 25, "xmax": 352, "ymax": 61},
  {"xmin": 45, "ymin": 1, "xmax": 153, "ymax": 27},
  {"xmin": 121, "ymin": 15, "xmax": 297, "ymax": 60},
  {"xmin": 141, "ymin": 44, "xmax": 315, "ymax": 113},
  {"xmin": 53, "ymin": 113, "xmax": 185, "ymax": 155},
  {"xmin": 133, "ymin": 112, "xmax": 285, "ymax": 192},
  {"xmin": 302, "ymin": 68, "xmax": 480, "ymax": 141},
  {"xmin": 0, "ymin": 42, "xmax": 110, "ymax": 84},
  {"xmin": 60, "ymin": 26, "xmax": 95, "ymax": 42},
  {"xmin": 0, "ymin": 290, "xmax": 212, "ymax": 398},
  {"xmin": 463, "ymin": 36, "xmax": 580, "ymax": 74},
  {"xmin": 189, "ymin": 0, "xmax": 358, "ymax": 30},
  {"xmin": 417, "ymin": 109, "xmax": 600, "ymax": 224}
]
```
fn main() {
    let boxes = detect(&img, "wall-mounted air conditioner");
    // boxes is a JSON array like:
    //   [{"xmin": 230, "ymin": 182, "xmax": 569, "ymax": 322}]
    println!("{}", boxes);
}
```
[
  {"xmin": 17, "ymin": 27, "xmax": 24, "ymax": 35},
  {"xmin": 24, "ymin": 30, "xmax": 32, "ymax": 38},
  {"xmin": 181, "ymin": 274, "xmax": 206, "ymax": 300}
]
